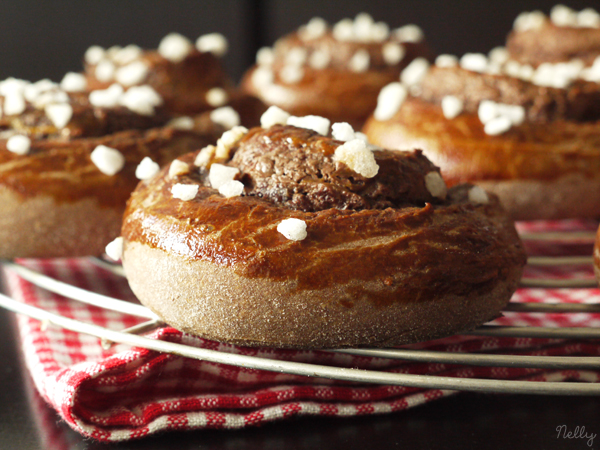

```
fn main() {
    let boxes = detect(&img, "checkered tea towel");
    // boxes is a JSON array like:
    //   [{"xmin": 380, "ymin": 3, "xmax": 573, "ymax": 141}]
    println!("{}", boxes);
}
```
[{"xmin": 2, "ymin": 219, "xmax": 600, "ymax": 442}]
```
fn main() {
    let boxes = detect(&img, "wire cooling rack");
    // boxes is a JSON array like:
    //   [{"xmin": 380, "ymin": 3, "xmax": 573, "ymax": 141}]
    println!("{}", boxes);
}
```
[{"xmin": 1, "ymin": 229, "xmax": 600, "ymax": 396}]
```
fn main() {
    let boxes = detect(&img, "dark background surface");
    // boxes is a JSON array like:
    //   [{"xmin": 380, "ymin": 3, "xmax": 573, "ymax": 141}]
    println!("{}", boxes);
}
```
[
  {"xmin": 1, "ymin": 1, "xmax": 600, "ymax": 448},
  {"xmin": 1, "ymin": 0, "xmax": 598, "ymax": 83}
]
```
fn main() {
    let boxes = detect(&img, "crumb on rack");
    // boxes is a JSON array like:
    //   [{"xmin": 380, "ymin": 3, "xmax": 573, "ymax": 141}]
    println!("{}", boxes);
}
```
[{"xmin": 105, "ymin": 236, "xmax": 124, "ymax": 261}]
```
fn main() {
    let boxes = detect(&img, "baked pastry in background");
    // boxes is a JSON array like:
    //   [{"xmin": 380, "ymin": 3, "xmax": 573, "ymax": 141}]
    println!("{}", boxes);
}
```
[
  {"xmin": 241, "ymin": 14, "xmax": 433, "ymax": 129},
  {"xmin": 0, "ymin": 76, "xmax": 237, "ymax": 259},
  {"xmin": 83, "ymin": 33, "xmax": 265, "ymax": 126},
  {"xmin": 363, "ymin": 5, "xmax": 600, "ymax": 221},
  {"xmin": 83, "ymin": 32, "xmax": 233, "ymax": 116},
  {"xmin": 119, "ymin": 108, "xmax": 526, "ymax": 349}
]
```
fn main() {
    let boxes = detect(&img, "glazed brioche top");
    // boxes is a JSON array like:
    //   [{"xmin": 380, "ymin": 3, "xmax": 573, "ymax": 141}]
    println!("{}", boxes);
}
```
[
  {"xmin": 0, "ymin": 77, "xmax": 171, "ymax": 141},
  {"xmin": 122, "ymin": 124, "xmax": 526, "ymax": 297},
  {"xmin": 83, "ymin": 32, "xmax": 234, "ymax": 116},
  {"xmin": 241, "ymin": 14, "xmax": 432, "ymax": 128},
  {"xmin": 85, "ymin": 48, "xmax": 233, "ymax": 116},
  {"xmin": 508, "ymin": 6, "xmax": 600, "ymax": 67},
  {"xmin": 268, "ymin": 22, "xmax": 431, "ymax": 75},
  {"xmin": 0, "ymin": 127, "xmax": 218, "ymax": 207},
  {"xmin": 232, "ymin": 126, "xmax": 442, "ymax": 211},
  {"xmin": 0, "ymin": 76, "xmax": 226, "ymax": 207},
  {"xmin": 369, "ymin": 6, "xmax": 600, "ymax": 131},
  {"xmin": 0, "ymin": 90, "xmax": 169, "ymax": 140},
  {"xmin": 419, "ymin": 66, "xmax": 600, "ymax": 124}
]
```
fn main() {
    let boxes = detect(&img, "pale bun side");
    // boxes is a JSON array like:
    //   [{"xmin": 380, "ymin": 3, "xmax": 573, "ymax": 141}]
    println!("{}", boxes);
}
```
[
  {"xmin": 0, "ymin": 187, "xmax": 122, "ymax": 259},
  {"xmin": 477, "ymin": 175, "xmax": 600, "ymax": 221},
  {"xmin": 123, "ymin": 226, "xmax": 523, "ymax": 350},
  {"xmin": 363, "ymin": 104, "xmax": 600, "ymax": 221}
]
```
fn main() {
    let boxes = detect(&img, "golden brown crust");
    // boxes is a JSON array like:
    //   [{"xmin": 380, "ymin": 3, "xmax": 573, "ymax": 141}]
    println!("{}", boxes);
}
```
[
  {"xmin": 122, "ymin": 125, "xmax": 526, "ymax": 349},
  {"xmin": 0, "ymin": 189, "xmax": 122, "ymax": 259},
  {"xmin": 85, "ymin": 50, "xmax": 235, "ymax": 116},
  {"xmin": 507, "ymin": 21, "xmax": 600, "ymax": 67},
  {"xmin": 363, "ymin": 81, "xmax": 600, "ymax": 220},
  {"xmin": 0, "ymin": 127, "xmax": 217, "ymax": 258},
  {"xmin": 241, "ymin": 27, "xmax": 432, "ymax": 129}
]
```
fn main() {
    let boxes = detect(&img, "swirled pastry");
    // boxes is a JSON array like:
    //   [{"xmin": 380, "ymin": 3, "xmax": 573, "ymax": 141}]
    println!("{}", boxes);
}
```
[
  {"xmin": 120, "ymin": 113, "xmax": 526, "ymax": 349},
  {"xmin": 0, "ymin": 77, "xmax": 226, "ymax": 258},
  {"xmin": 364, "ymin": 5, "xmax": 600, "ymax": 220},
  {"xmin": 241, "ymin": 14, "xmax": 432, "ymax": 129}
]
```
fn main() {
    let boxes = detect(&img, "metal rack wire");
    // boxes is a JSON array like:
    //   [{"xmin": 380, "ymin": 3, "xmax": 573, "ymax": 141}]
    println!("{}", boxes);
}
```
[{"xmin": 1, "ymin": 229, "xmax": 599, "ymax": 396}]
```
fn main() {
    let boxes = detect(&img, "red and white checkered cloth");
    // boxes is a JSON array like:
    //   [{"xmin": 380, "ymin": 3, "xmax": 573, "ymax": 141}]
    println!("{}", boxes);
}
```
[{"xmin": 3, "ymin": 220, "xmax": 600, "ymax": 442}]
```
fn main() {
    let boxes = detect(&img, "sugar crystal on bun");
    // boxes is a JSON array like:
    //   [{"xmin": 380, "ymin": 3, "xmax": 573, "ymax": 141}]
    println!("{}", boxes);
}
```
[
  {"xmin": 6, "ymin": 135, "xmax": 31, "ymax": 155},
  {"xmin": 158, "ymin": 33, "xmax": 193, "ymax": 63},
  {"xmin": 261, "ymin": 106, "xmax": 291, "ymax": 128},
  {"xmin": 91, "ymin": 145, "xmax": 125, "ymax": 176},
  {"xmin": 168, "ymin": 159, "xmax": 190, "ymax": 178},
  {"xmin": 286, "ymin": 115, "xmax": 330, "ymax": 135},
  {"xmin": 171, "ymin": 183, "xmax": 199, "ymax": 201},
  {"xmin": 135, "ymin": 157, "xmax": 160, "ymax": 180},
  {"xmin": 424, "ymin": 171, "xmax": 447, "ymax": 199},
  {"xmin": 105, "ymin": 236, "xmax": 124, "ymax": 261},
  {"xmin": 277, "ymin": 218, "xmax": 308, "ymax": 241},
  {"xmin": 333, "ymin": 139, "xmax": 379, "ymax": 178}
]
